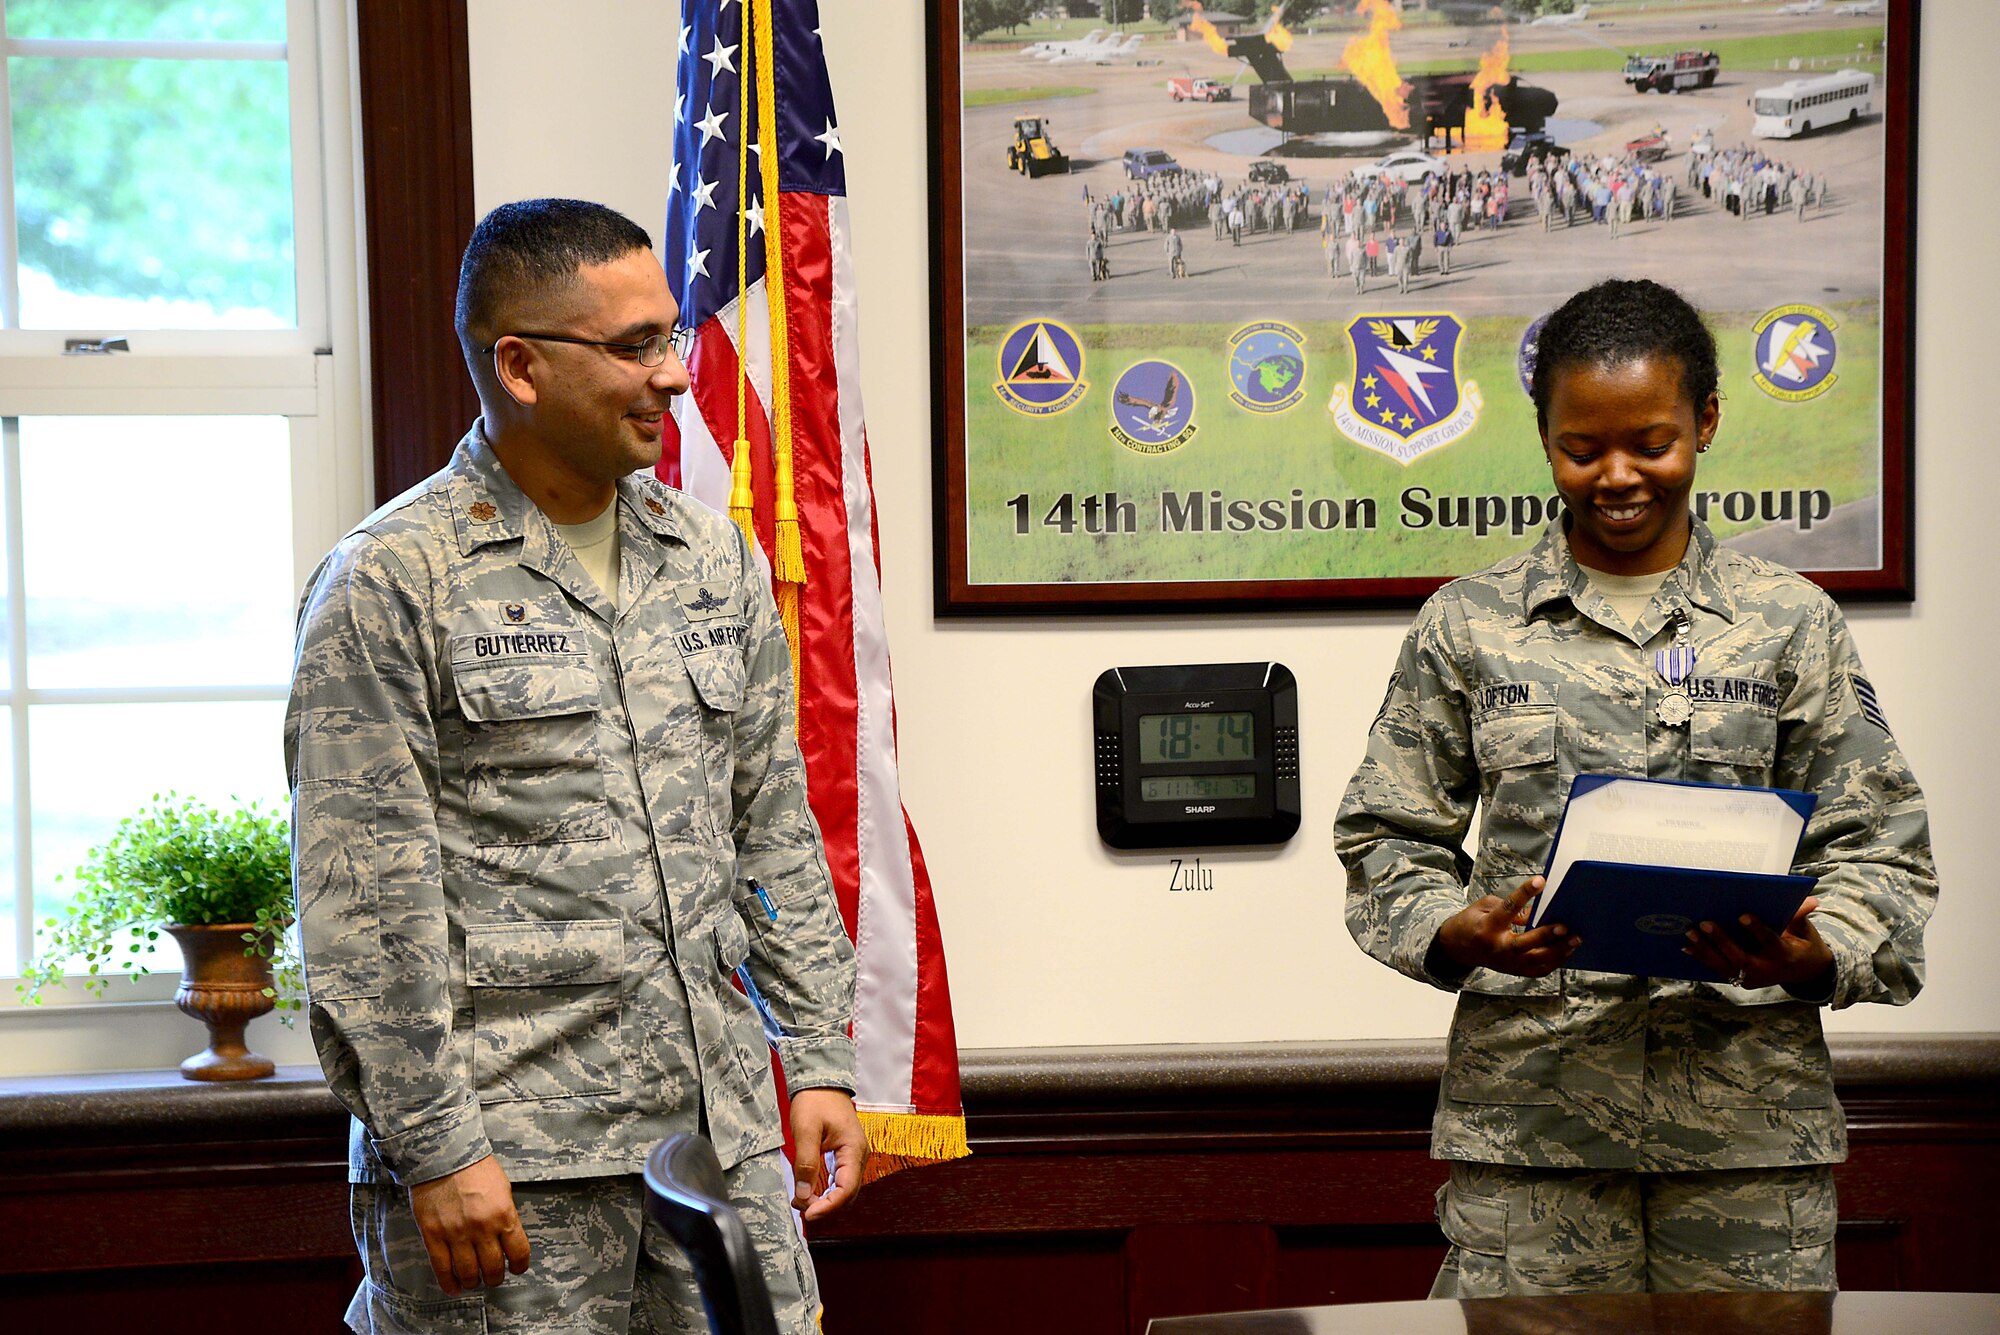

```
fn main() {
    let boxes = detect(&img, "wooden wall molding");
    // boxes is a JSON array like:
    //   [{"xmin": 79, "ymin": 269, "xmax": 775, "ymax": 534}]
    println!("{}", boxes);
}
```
[{"xmin": 354, "ymin": 0, "xmax": 480, "ymax": 504}]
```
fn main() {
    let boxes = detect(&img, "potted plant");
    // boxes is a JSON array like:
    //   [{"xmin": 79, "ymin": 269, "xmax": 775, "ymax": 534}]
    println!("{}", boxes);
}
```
[{"xmin": 17, "ymin": 793, "xmax": 301, "ymax": 1081}]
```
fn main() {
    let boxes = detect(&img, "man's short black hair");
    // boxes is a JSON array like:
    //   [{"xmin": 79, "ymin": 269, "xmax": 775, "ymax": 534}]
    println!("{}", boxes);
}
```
[
  {"xmin": 1529, "ymin": 278, "xmax": 1719, "ymax": 431},
  {"xmin": 455, "ymin": 199, "xmax": 655, "ymax": 362}
]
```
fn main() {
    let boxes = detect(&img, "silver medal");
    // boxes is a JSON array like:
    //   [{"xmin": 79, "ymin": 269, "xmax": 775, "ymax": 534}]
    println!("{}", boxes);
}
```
[{"xmin": 1655, "ymin": 607, "xmax": 1696, "ymax": 728}]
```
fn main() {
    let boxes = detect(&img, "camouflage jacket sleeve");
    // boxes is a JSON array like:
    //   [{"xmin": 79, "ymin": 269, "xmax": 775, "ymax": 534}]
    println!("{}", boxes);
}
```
[
  {"xmin": 1336, "ymin": 594, "xmax": 1481, "ymax": 990},
  {"xmin": 1771, "ymin": 594, "xmax": 1935, "ymax": 1009},
  {"xmin": 285, "ymin": 535, "xmax": 491, "ymax": 1185},
  {"xmin": 723, "ymin": 525, "xmax": 858, "ymax": 1094}
]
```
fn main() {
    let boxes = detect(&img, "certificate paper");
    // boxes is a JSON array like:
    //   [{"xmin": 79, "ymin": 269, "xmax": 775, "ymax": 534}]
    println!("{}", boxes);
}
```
[{"xmin": 1532, "ymin": 776, "xmax": 1814, "ymax": 928}]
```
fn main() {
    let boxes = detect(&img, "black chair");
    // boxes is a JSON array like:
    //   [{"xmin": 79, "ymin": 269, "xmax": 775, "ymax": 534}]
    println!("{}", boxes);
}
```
[{"xmin": 642, "ymin": 1132, "xmax": 783, "ymax": 1335}]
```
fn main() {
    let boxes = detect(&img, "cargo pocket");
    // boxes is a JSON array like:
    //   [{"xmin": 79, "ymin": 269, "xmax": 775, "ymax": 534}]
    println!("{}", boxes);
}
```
[
  {"xmin": 1434, "ymin": 1183, "xmax": 1509, "ymax": 1299},
  {"xmin": 715, "ymin": 908, "xmax": 752, "ymax": 975},
  {"xmin": 347, "ymin": 1281, "xmax": 487, "ymax": 1335},
  {"xmin": 1442, "ymin": 988, "xmax": 1563, "ymax": 1107},
  {"xmin": 453, "ymin": 653, "xmax": 609, "ymax": 847},
  {"xmin": 1786, "ymin": 1171, "xmax": 1839, "ymax": 1291},
  {"xmin": 347, "ymin": 1182, "xmax": 488, "ymax": 1334},
  {"xmin": 295, "ymin": 778, "xmax": 380, "ymax": 1002},
  {"xmin": 466, "ymin": 920, "xmax": 623, "ymax": 1103},
  {"xmin": 713, "ymin": 911, "xmax": 766, "ymax": 1083},
  {"xmin": 1690, "ymin": 1001, "xmax": 1833, "ymax": 1109}
]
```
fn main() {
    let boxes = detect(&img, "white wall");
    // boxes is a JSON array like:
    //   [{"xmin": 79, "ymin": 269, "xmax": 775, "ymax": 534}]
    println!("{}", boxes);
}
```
[{"xmin": 467, "ymin": 2, "xmax": 1999, "ymax": 1047}]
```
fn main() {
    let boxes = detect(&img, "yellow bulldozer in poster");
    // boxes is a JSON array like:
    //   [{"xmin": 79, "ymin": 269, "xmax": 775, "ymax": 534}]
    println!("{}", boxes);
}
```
[{"xmin": 1007, "ymin": 116, "xmax": 1069, "ymax": 177}]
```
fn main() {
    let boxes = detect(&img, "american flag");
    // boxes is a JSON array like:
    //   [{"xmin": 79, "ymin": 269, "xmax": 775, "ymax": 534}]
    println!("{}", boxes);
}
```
[{"xmin": 661, "ymin": 0, "xmax": 966, "ymax": 1176}]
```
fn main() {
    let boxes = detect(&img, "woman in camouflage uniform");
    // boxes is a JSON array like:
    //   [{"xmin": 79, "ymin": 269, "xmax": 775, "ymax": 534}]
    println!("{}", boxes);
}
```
[{"xmin": 1336, "ymin": 278, "xmax": 1935, "ymax": 1297}]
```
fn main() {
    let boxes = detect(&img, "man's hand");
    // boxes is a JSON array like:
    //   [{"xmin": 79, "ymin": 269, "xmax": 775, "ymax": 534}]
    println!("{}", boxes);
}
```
[
  {"xmin": 1684, "ymin": 894, "xmax": 1836, "ymax": 992},
  {"xmin": 1433, "ymin": 876, "xmax": 1582, "ymax": 978},
  {"xmin": 408, "ymin": 1154, "xmax": 531, "ymax": 1295},
  {"xmin": 789, "ymin": 1088, "xmax": 868, "ymax": 1223}
]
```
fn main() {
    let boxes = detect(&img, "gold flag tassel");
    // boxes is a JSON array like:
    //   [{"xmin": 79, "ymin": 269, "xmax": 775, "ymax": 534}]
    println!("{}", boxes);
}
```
[
  {"xmin": 857, "ymin": 1110, "xmax": 973, "ymax": 1184},
  {"xmin": 751, "ymin": 0, "xmax": 807, "ymax": 684},
  {"xmin": 727, "ymin": 5, "xmax": 756, "ymax": 550}
]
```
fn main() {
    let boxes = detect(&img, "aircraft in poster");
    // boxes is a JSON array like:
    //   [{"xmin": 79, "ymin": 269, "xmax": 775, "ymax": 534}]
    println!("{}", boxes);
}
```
[
  {"xmin": 1021, "ymin": 29, "xmax": 1116, "ymax": 62},
  {"xmin": 1527, "ymin": 5, "xmax": 1591, "ymax": 27},
  {"xmin": 1049, "ymin": 34, "xmax": 1145, "ymax": 66}
]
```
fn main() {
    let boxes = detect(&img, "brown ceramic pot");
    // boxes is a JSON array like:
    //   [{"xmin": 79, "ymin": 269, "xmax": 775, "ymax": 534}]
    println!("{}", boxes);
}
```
[{"xmin": 165, "ymin": 923, "xmax": 277, "ymax": 1081}]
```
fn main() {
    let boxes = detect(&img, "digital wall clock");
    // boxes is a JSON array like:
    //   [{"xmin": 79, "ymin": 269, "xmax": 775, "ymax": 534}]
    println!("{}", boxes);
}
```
[{"xmin": 1093, "ymin": 662, "xmax": 1300, "ymax": 850}]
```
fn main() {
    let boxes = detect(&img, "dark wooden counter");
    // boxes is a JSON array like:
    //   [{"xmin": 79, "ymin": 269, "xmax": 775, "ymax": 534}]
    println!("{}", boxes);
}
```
[
  {"xmin": 1147, "ymin": 1290, "xmax": 2000, "ymax": 1335},
  {"xmin": 3, "ymin": 1037, "xmax": 1995, "ymax": 1335}
]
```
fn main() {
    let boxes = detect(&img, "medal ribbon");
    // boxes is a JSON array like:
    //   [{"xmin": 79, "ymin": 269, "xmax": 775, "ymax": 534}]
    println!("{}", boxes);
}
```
[{"xmin": 1655, "ymin": 608, "xmax": 1696, "ymax": 725}]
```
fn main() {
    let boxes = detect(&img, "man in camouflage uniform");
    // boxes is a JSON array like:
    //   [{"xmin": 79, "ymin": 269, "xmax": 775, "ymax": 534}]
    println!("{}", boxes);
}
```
[
  {"xmin": 286, "ymin": 199, "xmax": 864, "ymax": 1334},
  {"xmin": 1336, "ymin": 279, "xmax": 1934, "ymax": 1298}
]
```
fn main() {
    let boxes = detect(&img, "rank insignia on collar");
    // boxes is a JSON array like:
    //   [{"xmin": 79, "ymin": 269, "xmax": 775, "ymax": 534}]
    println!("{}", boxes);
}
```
[
  {"xmin": 504, "ymin": 602, "xmax": 527, "ymax": 623},
  {"xmin": 468, "ymin": 500, "xmax": 498, "ymax": 522},
  {"xmin": 645, "ymin": 496, "xmax": 667, "ymax": 516}
]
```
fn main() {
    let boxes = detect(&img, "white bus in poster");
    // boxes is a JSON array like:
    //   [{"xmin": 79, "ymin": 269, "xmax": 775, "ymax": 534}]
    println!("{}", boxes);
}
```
[{"xmin": 1751, "ymin": 69, "xmax": 1876, "ymax": 139}]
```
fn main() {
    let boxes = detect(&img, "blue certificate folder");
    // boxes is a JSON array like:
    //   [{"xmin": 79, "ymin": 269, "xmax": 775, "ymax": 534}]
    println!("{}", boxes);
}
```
[{"xmin": 1540, "ymin": 776, "xmax": 1818, "ymax": 982}]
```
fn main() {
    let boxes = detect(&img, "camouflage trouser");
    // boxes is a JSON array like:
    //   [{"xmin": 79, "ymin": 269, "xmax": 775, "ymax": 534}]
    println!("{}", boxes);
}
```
[
  {"xmin": 343, "ymin": 1149, "xmax": 820, "ymax": 1334},
  {"xmin": 1430, "ymin": 1161, "xmax": 1838, "ymax": 1297}
]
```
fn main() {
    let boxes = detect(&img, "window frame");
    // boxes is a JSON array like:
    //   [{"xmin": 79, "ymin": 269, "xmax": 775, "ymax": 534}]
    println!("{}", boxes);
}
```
[{"xmin": 0, "ymin": 0, "xmax": 369, "ymax": 1057}]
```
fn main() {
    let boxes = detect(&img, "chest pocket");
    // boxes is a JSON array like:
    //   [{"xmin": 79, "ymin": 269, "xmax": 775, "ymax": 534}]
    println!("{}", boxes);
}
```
[
  {"xmin": 1470, "ymin": 681, "xmax": 1558, "ymax": 771},
  {"xmin": 1689, "ymin": 675, "xmax": 1781, "ymax": 771},
  {"xmin": 453, "ymin": 643, "xmax": 610, "ymax": 846},
  {"xmin": 672, "ymin": 581, "xmax": 749, "ymax": 714},
  {"xmin": 683, "ymin": 649, "xmax": 746, "ymax": 714}
]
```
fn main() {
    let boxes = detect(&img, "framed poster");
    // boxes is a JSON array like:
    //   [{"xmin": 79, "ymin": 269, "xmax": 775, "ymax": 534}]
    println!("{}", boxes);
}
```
[{"xmin": 931, "ymin": 0, "xmax": 1916, "ymax": 614}]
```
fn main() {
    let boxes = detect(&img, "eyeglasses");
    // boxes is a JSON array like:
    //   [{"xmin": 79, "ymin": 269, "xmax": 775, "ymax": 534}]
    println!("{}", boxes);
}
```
[{"xmin": 483, "ymin": 327, "xmax": 694, "ymax": 366}]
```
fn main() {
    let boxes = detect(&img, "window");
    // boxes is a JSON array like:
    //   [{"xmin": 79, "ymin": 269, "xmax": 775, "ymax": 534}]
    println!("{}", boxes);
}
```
[{"xmin": 0, "ymin": 0, "xmax": 364, "ymax": 1044}]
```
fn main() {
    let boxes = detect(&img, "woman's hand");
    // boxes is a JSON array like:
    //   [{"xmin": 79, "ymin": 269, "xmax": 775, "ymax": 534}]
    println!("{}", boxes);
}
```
[
  {"xmin": 1433, "ymin": 876, "xmax": 1583, "ymax": 978},
  {"xmin": 1683, "ymin": 895, "xmax": 1836, "ymax": 992}
]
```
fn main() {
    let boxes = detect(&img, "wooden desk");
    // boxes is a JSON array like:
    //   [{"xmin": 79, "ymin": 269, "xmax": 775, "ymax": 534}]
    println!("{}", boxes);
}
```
[{"xmin": 1147, "ymin": 1291, "xmax": 2000, "ymax": 1334}]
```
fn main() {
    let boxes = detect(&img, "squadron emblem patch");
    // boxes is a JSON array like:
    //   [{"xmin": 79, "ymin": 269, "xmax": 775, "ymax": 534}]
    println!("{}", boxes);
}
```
[
  {"xmin": 1329, "ymin": 314, "xmax": 1483, "ymax": 464},
  {"xmin": 994, "ymin": 319, "xmax": 1088, "ymax": 417},
  {"xmin": 1517, "ymin": 314, "xmax": 1548, "ymax": 399},
  {"xmin": 1226, "ymin": 321, "xmax": 1307, "ymax": 415},
  {"xmin": 1109, "ymin": 359, "xmax": 1197, "ymax": 455},
  {"xmin": 1751, "ymin": 303, "xmax": 1838, "ymax": 402}
]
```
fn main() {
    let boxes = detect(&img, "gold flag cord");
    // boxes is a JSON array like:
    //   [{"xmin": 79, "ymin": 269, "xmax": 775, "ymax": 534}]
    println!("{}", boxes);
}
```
[
  {"xmin": 727, "ymin": 5, "xmax": 755, "ymax": 551},
  {"xmin": 751, "ymin": 0, "xmax": 807, "ymax": 687}
]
